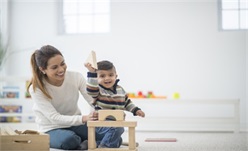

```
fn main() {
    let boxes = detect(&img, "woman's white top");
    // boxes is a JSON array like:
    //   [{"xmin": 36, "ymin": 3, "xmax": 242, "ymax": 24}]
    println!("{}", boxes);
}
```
[{"xmin": 29, "ymin": 71, "xmax": 93, "ymax": 132}]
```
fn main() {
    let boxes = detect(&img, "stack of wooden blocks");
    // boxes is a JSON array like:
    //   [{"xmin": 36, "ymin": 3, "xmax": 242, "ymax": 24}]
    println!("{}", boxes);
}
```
[{"xmin": 87, "ymin": 110, "xmax": 138, "ymax": 151}]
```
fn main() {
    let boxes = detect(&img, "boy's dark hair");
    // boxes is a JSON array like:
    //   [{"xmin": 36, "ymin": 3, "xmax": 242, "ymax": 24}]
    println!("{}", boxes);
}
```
[{"xmin": 97, "ymin": 60, "xmax": 115, "ymax": 71}]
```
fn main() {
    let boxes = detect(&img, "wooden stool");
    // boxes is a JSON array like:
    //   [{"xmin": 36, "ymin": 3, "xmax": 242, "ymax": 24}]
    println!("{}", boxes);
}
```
[{"xmin": 87, "ymin": 110, "xmax": 137, "ymax": 151}]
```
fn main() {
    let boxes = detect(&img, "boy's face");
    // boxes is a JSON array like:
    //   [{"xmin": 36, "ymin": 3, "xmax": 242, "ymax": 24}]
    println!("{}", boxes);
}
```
[{"xmin": 97, "ymin": 68, "xmax": 117, "ymax": 89}]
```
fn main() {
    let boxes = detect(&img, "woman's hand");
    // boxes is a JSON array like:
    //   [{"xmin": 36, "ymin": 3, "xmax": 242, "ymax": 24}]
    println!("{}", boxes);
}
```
[
  {"xmin": 82, "ymin": 111, "xmax": 98, "ymax": 123},
  {"xmin": 90, "ymin": 110, "xmax": 98, "ymax": 120},
  {"xmin": 84, "ymin": 63, "xmax": 96, "ymax": 73}
]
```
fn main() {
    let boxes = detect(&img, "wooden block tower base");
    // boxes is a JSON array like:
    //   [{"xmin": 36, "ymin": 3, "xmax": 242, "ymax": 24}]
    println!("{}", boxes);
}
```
[{"xmin": 87, "ymin": 110, "xmax": 137, "ymax": 151}]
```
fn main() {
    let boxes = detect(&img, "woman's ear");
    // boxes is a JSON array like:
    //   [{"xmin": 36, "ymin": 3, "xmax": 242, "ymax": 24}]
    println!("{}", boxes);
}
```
[{"xmin": 39, "ymin": 67, "xmax": 46, "ymax": 74}]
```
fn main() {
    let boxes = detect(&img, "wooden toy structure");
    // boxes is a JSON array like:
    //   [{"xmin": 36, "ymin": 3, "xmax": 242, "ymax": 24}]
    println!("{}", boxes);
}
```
[{"xmin": 87, "ymin": 110, "xmax": 137, "ymax": 151}]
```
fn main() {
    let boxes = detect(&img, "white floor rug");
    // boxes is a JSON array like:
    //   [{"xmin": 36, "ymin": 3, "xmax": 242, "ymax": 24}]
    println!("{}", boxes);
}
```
[{"xmin": 50, "ymin": 131, "xmax": 248, "ymax": 151}]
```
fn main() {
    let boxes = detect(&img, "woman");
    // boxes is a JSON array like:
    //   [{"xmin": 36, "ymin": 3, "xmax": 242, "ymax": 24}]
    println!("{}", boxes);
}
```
[{"xmin": 27, "ymin": 45, "xmax": 98, "ymax": 150}]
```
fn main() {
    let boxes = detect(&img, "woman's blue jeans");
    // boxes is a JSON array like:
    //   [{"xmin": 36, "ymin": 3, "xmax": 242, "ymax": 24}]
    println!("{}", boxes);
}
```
[
  {"xmin": 46, "ymin": 124, "xmax": 124, "ymax": 149},
  {"xmin": 46, "ymin": 125, "xmax": 88, "ymax": 150}
]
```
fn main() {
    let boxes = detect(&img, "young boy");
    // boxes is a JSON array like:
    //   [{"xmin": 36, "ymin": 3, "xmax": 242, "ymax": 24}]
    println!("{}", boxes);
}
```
[{"xmin": 84, "ymin": 60, "xmax": 145, "ymax": 148}]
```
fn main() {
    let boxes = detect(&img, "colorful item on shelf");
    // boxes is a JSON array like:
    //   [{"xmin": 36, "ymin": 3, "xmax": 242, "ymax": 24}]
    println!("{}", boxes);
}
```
[
  {"xmin": 0, "ymin": 116, "xmax": 22, "ymax": 123},
  {"xmin": 0, "ymin": 105, "xmax": 22, "ymax": 113},
  {"xmin": 0, "ymin": 77, "xmax": 34, "ymax": 125},
  {"xmin": 172, "ymin": 92, "xmax": 180, "ymax": 99},
  {"xmin": 25, "ymin": 80, "xmax": 31, "ymax": 98},
  {"xmin": 127, "ymin": 91, "xmax": 167, "ymax": 99},
  {"xmin": 2, "ymin": 86, "xmax": 20, "ymax": 98}
]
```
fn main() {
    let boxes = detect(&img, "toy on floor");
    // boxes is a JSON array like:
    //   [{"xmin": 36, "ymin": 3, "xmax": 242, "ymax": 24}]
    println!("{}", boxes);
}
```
[
  {"xmin": 87, "ymin": 110, "xmax": 138, "ymax": 151},
  {"xmin": 145, "ymin": 138, "xmax": 177, "ymax": 142}
]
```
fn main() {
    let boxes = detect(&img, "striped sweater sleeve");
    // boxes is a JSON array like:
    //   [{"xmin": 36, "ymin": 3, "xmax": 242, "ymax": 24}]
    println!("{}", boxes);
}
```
[
  {"xmin": 86, "ymin": 72, "xmax": 99, "ymax": 99},
  {"xmin": 124, "ymin": 95, "xmax": 141, "ymax": 116}
]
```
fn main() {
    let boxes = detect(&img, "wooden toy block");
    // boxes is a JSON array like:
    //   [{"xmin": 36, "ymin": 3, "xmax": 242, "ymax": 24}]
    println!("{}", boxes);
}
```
[
  {"xmin": 122, "ymin": 142, "xmax": 139, "ymax": 147},
  {"xmin": 98, "ymin": 110, "xmax": 125, "ymax": 121},
  {"xmin": 86, "ymin": 50, "xmax": 98, "ymax": 69},
  {"xmin": 88, "ymin": 120, "xmax": 137, "ymax": 151},
  {"xmin": 1, "ymin": 127, "xmax": 49, "ymax": 151},
  {"xmin": 88, "ymin": 121, "xmax": 136, "ymax": 127}
]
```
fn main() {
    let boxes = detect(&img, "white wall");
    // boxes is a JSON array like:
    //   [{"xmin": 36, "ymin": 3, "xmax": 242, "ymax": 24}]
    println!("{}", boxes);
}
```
[
  {"xmin": 4, "ymin": 0, "xmax": 247, "ymax": 130},
  {"xmin": 246, "ymin": 31, "xmax": 248, "ymax": 130}
]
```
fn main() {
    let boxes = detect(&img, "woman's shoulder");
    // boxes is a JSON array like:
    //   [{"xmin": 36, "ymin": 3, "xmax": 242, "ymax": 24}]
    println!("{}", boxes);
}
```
[
  {"xmin": 66, "ymin": 71, "xmax": 82, "ymax": 77},
  {"xmin": 65, "ymin": 71, "xmax": 84, "ymax": 81}
]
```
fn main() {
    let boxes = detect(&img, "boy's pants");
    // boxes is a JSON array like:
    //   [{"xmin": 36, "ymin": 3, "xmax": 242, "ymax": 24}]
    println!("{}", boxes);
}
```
[{"xmin": 96, "ymin": 126, "xmax": 124, "ymax": 148}]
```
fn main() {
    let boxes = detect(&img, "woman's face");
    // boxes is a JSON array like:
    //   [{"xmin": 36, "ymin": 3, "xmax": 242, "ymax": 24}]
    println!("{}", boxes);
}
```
[{"xmin": 43, "ymin": 54, "xmax": 67, "ymax": 86}]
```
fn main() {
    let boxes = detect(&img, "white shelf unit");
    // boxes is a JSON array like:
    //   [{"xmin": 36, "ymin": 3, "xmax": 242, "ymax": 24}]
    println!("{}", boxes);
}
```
[
  {"xmin": 0, "ymin": 76, "xmax": 35, "ymax": 129},
  {"xmin": 125, "ymin": 99, "xmax": 240, "ymax": 133}
]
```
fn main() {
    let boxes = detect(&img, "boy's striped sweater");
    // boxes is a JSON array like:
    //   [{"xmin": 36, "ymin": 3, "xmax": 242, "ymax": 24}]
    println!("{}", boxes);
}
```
[{"xmin": 86, "ymin": 72, "xmax": 140, "ymax": 115}]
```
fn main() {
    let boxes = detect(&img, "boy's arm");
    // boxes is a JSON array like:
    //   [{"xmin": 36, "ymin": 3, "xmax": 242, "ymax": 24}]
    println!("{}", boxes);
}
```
[
  {"xmin": 86, "ymin": 72, "xmax": 100, "ymax": 99},
  {"xmin": 124, "ymin": 95, "xmax": 144, "ymax": 117}
]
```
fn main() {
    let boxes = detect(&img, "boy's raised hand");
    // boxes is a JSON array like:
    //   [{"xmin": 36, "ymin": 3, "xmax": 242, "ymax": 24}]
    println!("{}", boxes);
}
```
[{"xmin": 84, "ymin": 62, "xmax": 96, "ymax": 73}]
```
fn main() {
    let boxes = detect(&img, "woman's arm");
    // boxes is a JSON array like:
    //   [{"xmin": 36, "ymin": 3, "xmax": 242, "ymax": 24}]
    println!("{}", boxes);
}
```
[
  {"xmin": 78, "ymin": 72, "xmax": 96, "ymax": 107},
  {"xmin": 30, "ymin": 88, "xmax": 84, "ymax": 126}
]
